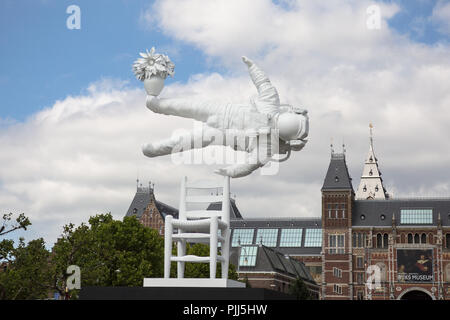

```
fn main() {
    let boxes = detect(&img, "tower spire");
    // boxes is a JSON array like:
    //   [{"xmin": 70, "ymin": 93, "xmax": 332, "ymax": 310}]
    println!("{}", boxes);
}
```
[{"xmin": 355, "ymin": 124, "xmax": 388, "ymax": 200}]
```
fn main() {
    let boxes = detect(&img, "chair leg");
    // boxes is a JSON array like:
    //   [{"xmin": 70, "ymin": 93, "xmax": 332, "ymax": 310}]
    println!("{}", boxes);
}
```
[
  {"xmin": 164, "ymin": 215, "xmax": 173, "ymax": 278},
  {"xmin": 210, "ymin": 216, "xmax": 218, "ymax": 279},
  {"xmin": 177, "ymin": 239, "xmax": 186, "ymax": 278},
  {"xmin": 221, "ymin": 229, "xmax": 230, "ymax": 279}
]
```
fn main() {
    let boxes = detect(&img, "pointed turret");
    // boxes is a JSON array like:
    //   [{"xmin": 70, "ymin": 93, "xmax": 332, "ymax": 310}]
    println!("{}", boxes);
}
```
[{"xmin": 356, "ymin": 124, "xmax": 388, "ymax": 200}]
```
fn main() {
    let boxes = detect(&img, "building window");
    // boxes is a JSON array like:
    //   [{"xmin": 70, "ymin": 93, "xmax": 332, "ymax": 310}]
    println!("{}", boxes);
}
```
[
  {"xmin": 446, "ymin": 234, "xmax": 450, "ymax": 249},
  {"xmin": 376, "ymin": 233, "xmax": 388, "ymax": 248},
  {"xmin": 356, "ymin": 272, "xmax": 364, "ymax": 284},
  {"xmin": 400, "ymin": 209, "xmax": 433, "ymax": 224},
  {"xmin": 341, "ymin": 203, "xmax": 346, "ymax": 219},
  {"xmin": 421, "ymin": 233, "xmax": 427, "ymax": 244},
  {"xmin": 232, "ymin": 229, "xmax": 254, "ymax": 247},
  {"xmin": 407, "ymin": 233, "xmax": 413, "ymax": 244},
  {"xmin": 279, "ymin": 228, "xmax": 302, "ymax": 247},
  {"xmin": 239, "ymin": 245, "xmax": 258, "ymax": 267},
  {"xmin": 335, "ymin": 204, "xmax": 340, "ymax": 218},
  {"xmin": 329, "ymin": 234, "xmax": 345, "ymax": 254},
  {"xmin": 256, "ymin": 228, "xmax": 278, "ymax": 247},
  {"xmin": 328, "ymin": 204, "xmax": 332, "ymax": 218},
  {"xmin": 304, "ymin": 229, "xmax": 322, "ymax": 247},
  {"xmin": 376, "ymin": 234, "xmax": 382, "ymax": 248},
  {"xmin": 333, "ymin": 284, "xmax": 342, "ymax": 294},
  {"xmin": 333, "ymin": 267, "xmax": 342, "ymax": 278},
  {"xmin": 356, "ymin": 256, "xmax": 364, "ymax": 269},
  {"xmin": 414, "ymin": 233, "xmax": 419, "ymax": 244},
  {"xmin": 353, "ymin": 233, "xmax": 365, "ymax": 248}
]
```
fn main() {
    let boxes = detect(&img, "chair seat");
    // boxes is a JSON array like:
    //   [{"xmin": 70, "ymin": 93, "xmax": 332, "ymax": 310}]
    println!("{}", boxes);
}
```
[
  {"xmin": 173, "ymin": 233, "xmax": 225, "ymax": 244},
  {"xmin": 171, "ymin": 255, "xmax": 226, "ymax": 263},
  {"xmin": 186, "ymin": 210, "xmax": 222, "ymax": 219},
  {"xmin": 171, "ymin": 217, "xmax": 228, "ymax": 232}
]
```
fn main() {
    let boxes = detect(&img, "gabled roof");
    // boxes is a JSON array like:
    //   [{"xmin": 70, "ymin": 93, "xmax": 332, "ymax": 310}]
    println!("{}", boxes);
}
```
[
  {"xmin": 321, "ymin": 153, "xmax": 354, "ymax": 192},
  {"xmin": 125, "ymin": 186, "xmax": 178, "ymax": 220},
  {"xmin": 206, "ymin": 199, "xmax": 243, "ymax": 219}
]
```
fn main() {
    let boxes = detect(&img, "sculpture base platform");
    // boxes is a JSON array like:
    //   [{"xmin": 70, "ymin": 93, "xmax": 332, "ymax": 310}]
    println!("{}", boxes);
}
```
[
  {"xmin": 79, "ymin": 286, "xmax": 295, "ymax": 300},
  {"xmin": 143, "ymin": 278, "xmax": 245, "ymax": 288}
]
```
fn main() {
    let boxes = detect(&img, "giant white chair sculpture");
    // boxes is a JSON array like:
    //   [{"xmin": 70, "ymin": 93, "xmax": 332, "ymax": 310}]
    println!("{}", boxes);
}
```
[{"xmin": 164, "ymin": 176, "xmax": 231, "ymax": 280}]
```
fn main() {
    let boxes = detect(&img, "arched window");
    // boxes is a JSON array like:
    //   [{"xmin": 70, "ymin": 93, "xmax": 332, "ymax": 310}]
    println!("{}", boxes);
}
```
[
  {"xmin": 376, "ymin": 234, "xmax": 382, "ymax": 248},
  {"xmin": 407, "ymin": 233, "xmax": 413, "ymax": 244},
  {"xmin": 414, "ymin": 233, "xmax": 419, "ymax": 244},
  {"xmin": 446, "ymin": 234, "xmax": 450, "ymax": 249},
  {"xmin": 383, "ymin": 233, "xmax": 389, "ymax": 248},
  {"xmin": 352, "ymin": 233, "xmax": 356, "ymax": 247},
  {"xmin": 421, "ymin": 233, "xmax": 427, "ymax": 244}
]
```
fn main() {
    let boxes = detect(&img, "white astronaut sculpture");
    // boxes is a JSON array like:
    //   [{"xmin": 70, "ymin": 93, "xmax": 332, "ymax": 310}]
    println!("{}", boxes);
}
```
[{"xmin": 141, "ymin": 56, "xmax": 309, "ymax": 178}]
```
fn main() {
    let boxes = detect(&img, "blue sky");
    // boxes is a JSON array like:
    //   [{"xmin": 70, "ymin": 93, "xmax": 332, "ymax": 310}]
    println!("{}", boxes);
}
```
[
  {"xmin": 0, "ymin": 0, "xmax": 448, "ymax": 121},
  {"xmin": 0, "ymin": 0, "xmax": 220, "ymax": 121}
]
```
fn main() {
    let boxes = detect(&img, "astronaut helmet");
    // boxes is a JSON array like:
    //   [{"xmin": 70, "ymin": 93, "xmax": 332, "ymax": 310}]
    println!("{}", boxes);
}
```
[{"xmin": 276, "ymin": 107, "xmax": 309, "ymax": 142}]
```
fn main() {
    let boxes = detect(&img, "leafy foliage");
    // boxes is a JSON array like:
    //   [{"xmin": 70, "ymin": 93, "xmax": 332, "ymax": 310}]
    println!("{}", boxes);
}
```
[
  {"xmin": 0, "ymin": 213, "xmax": 31, "ymax": 237},
  {"xmin": 0, "ymin": 238, "xmax": 52, "ymax": 299},
  {"xmin": 0, "ymin": 212, "xmax": 239, "ymax": 299},
  {"xmin": 288, "ymin": 277, "xmax": 312, "ymax": 300}
]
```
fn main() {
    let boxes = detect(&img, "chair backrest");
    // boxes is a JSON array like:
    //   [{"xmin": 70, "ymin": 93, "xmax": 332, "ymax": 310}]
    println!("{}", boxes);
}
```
[{"xmin": 179, "ymin": 176, "xmax": 230, "ymax": 225}]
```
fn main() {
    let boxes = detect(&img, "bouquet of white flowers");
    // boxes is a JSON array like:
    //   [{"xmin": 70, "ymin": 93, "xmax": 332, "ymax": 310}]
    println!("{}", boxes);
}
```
[{"xmin": 133, "ymin": 47, "xmax": 175, "ymax": 96}]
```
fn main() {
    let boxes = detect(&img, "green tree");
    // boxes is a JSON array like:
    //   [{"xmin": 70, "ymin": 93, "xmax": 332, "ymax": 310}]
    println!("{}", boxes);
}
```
[
  {"xmin": 289, "ymin": 277, "xmax": 312, "ymax": 300},
  {"xmin": 0, "ymin": 238, "xmax": 52, "ymax": 299},
  {"xmin": 51, "ymin": 213, "xmax": 165, "ymax": 296}
]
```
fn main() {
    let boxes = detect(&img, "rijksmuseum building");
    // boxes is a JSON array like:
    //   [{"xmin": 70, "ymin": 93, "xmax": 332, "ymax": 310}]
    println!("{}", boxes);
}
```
[{"xmin": 126, "ymin": 132, "xmax": 450, "ymax": 300}]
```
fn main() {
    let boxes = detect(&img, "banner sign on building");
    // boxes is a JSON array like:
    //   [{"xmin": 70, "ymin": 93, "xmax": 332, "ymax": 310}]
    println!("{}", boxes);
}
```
[{"xmin": 397, "ymin": 249, "xmax": 433, "ymax": 282}]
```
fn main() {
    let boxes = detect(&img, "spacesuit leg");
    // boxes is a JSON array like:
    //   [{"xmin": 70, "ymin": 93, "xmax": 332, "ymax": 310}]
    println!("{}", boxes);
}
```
[
  {"xmin": 243, "ymin": 57, "xmax": 280, "ymax": 115},
  {"xmin": 142, "ymin": 126, "xmax": 224, "ymax": 158}
]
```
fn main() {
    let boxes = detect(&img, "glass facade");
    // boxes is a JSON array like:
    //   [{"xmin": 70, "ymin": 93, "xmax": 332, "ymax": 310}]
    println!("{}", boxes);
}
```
[
  {"xmin": 239, "ymin": 245, "xmax": 258, "ymax": 267},
  {"xmin": 279, "ymin": 228, "xmax": 303, "ymax": 247},
  {"xmin": 304, "ymin": 228, "xmax": 322, "ymax": 247},
  {"xmin": 255, "ymin": 228, "xmax": 278, "ymax": 247},
  {"xmin": 400, "ymin": 209, "xmax": 433, "ymax": 224},
  {"xmin": 232, "ymin": 228, "xmax": 254, "ymax": 247}
]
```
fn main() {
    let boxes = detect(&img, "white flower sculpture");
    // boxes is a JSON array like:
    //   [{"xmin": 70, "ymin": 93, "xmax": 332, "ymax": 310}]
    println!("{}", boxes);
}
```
[{"xmin": 132, "ymin": 47, "xmax": 175, "ymax": 81}]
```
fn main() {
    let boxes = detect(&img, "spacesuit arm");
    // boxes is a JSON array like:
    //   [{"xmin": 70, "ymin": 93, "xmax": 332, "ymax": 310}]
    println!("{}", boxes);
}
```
[
  {"xmin": 146, "ymin": 95, "xmax": 223, "ymax": 123},
  {"xmin": 214, "ymin": 148, "xmax": 269, "ymax": 178},
  {"xmin": 242, "ymin": 56, "xmax": 280, "ymax": 115}
]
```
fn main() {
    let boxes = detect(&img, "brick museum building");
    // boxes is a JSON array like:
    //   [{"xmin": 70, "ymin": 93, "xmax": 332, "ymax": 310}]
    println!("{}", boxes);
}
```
[{"xmin": 126, "ymin": 131, "xmax": 450, "ymax": 300}]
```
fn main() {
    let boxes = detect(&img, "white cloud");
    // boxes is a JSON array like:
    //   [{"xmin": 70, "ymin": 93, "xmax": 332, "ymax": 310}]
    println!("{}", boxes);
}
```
[
  {"xmin": 432, "ymin": 0, "xmax": 450, "ymax": 35},
  {"xmin": 2, "ymin": 0, "xmax": 450, "ymax": 245}
]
